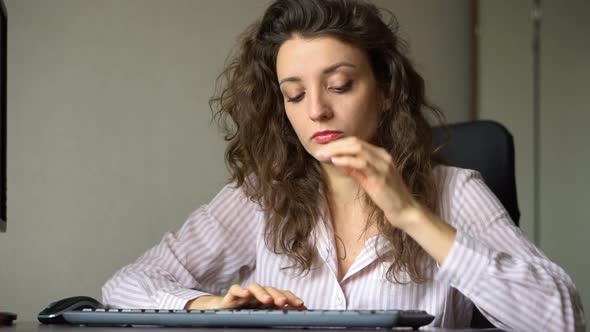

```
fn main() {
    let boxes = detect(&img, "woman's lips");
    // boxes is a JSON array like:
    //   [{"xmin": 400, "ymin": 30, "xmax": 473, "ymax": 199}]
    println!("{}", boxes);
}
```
[{"xmin": 312, "ymin": 131, "xmax": 343, "ymax": 144}]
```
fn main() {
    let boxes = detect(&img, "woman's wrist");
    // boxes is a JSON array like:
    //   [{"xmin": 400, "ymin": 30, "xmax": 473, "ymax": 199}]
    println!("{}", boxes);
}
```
[
  {"xmin": 384, "ymin": 200, "xmax": 425, "ymax": 231},
  {"xmin": 393, "ymin": 206, "xmax": 457, "ymax": 264}
]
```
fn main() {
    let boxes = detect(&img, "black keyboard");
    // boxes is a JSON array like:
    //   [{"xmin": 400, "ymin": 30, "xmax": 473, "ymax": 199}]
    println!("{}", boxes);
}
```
[{"xmin": 63, "ymin": 308, "xmax": 434, "ymax": 329}]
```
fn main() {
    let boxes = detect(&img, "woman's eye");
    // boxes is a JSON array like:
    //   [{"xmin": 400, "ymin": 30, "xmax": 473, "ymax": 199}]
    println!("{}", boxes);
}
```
[
  {"xmin": 287, "ymin": 93, "xmax": 305, "ymax": 103},
  {"xmin": 330, "ymin": 81, "xmax": 353, "ymax": 93}
]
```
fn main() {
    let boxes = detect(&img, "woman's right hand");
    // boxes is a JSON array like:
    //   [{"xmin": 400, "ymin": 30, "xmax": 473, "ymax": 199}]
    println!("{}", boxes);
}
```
[{"xmin": 185, "ymin": 283, "xmax": 307, "ymax": 310}]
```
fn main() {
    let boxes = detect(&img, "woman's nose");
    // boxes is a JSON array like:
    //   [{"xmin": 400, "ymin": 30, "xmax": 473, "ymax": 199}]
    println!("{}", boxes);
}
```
[{"xmin": 308, "ymin": 90, "xmax": 333, "ymax": 121}]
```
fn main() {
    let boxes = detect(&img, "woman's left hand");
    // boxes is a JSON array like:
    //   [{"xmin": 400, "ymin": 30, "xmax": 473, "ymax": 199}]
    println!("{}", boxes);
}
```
[{"xmin": 315, "ymin": 136, "xmax": 418, "ymax": 229}]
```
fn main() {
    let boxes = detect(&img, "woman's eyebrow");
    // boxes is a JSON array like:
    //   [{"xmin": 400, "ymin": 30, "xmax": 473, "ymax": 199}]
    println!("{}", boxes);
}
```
[
  {"xmin": 322, "ymin": 61, "xmax": 356, "ymax": 75},
  {"xmin": 278, "ymin": 61, "xmax": 356, "ymax": 86}
]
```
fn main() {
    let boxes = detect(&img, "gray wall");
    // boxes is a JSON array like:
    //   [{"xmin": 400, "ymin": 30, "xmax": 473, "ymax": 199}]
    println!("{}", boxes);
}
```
[
  {"xmin": 0, "ymin": 0, "xmax": 471, "ymax": 320},
  {"xmin": 539, "ymin": 0, "xmax": 590, "ymax": 325},
  {"xmin": 479, "ymin": 0, "xmax": 590, "ymax": 325},
  {"xmin": 479, "ymin": 0, "xmax": 534, "ymax": 238}
]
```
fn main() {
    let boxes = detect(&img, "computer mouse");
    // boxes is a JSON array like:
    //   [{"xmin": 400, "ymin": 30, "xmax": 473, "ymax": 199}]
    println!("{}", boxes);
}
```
[{"xmin": 38, "ymin": 296, "xmax": 103, "ymax": 324}]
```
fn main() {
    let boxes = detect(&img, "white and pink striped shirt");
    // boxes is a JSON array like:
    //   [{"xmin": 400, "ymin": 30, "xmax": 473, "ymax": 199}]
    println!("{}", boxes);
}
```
[{"xmin": 102, "ymin": 166, "xmax": 585, "ymax": 331}]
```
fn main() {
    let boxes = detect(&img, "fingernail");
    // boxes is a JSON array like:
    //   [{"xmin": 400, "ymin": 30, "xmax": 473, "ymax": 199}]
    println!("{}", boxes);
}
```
[{"xmin": 295, "ymin": 299, "xmax": 304, "ymax": 306}]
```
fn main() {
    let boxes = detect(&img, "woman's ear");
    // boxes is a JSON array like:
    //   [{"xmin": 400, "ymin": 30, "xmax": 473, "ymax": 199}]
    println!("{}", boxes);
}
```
[
  {"xmin": 381, "ymin": 93, "xmax": 392, "ymax": 112},
  {"xmin": 383, "ymin": 99, "xmax": 392, "ymax": 112}
]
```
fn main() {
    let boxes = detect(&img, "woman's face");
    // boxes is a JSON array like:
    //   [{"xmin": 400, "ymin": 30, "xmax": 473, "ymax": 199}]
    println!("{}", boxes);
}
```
[{"xmin": 276, "ymin": 35, "xmax": 384, "ymax": 159}]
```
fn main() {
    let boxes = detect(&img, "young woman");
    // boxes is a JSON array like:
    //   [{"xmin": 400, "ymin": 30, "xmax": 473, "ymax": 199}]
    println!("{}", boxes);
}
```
[{"xmin": 102, "ymin": 0, "xmax": 585, "ymax": 330}]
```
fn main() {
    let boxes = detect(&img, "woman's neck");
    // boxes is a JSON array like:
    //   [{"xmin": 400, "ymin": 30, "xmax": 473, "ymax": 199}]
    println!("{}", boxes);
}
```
[
  {"xmin": 321, "ymin": 162, "xmax": 379, "ymax": 257},
  {"xmin": 321, "ymin": 162, "xmax": 364, "ymax": 209}
]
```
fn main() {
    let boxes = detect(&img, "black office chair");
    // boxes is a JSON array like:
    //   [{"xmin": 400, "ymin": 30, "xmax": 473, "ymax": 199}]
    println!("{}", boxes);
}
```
[{"xmin": 431, "ymin": 120, "xmax": 520, "ymax": 328}]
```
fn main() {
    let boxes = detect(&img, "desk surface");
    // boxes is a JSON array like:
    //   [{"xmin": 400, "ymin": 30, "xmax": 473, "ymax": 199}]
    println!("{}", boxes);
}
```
[{"xmin": 4, "ymin": 322, "xmax": 504, "ymax": 331}]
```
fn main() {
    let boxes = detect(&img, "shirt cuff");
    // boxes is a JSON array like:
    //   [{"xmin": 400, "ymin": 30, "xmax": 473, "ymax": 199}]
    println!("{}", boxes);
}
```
[
  {"xmin": 157, "ymin": 288, "xmax": 212, "ymax": 309},
  {"xmin": 435, "ymin": 230, "xmax": 493, "ymax": 297}
]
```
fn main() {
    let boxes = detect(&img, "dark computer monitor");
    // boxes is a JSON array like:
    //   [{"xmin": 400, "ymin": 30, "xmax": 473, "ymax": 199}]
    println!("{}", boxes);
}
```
[{"xmin": 0, "ymin": 0, "xmax": 6, "ymax": 232}]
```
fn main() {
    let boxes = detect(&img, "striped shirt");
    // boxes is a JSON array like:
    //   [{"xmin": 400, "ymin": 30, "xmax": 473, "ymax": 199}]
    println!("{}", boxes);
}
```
[{"xmin": 102, "ymin": 166, "xmax": 585, "ymax": 331}]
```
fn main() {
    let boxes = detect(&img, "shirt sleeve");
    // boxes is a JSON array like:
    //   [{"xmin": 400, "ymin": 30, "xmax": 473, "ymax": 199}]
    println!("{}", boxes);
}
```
[
  {"xmin": 435, "ymin": 169, "xmax": 586, "ymax": 332},
  {"xmin": 101, "ymin": 183, "xmax": 261, "ymax": 309}
]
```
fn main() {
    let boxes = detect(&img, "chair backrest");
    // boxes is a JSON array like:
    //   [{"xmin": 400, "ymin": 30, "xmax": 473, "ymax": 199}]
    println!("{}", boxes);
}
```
[
  {"xmin": 432, "ymin": 120, "xmax": 520, "ymax": 226},
  {"xmin": 431, "ymin": 120, "xmax": 520, "ymax": 328}
]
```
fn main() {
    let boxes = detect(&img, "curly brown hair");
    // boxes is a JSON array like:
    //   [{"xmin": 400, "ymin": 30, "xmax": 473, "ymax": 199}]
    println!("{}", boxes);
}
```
[{"xmin": 210, "ymin": 0, "xmax": 445, "ymax": 283}]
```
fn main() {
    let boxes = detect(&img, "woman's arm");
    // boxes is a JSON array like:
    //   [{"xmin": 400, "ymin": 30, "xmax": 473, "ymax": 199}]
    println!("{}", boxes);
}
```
[
  {"xmin": 101, "ymin": 183, "xmax": 260, "ymax": 309},
  {"xmin": 315, "ymin": 138, "xmax": 585, "ymax": 331},
  {"xmin": 400, "ymin": 170, "xmax": 585, "ymax": 332}
]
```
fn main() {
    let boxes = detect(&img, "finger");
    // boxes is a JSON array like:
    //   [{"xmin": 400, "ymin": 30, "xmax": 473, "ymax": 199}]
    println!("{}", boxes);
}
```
[
  {"xmin": 282, "ymin": 290, "xmax": 306, "ymax": 308},
  {"xmin": 246, "ymin": 283, "xmax": 274, "ymax": 304},
  {"xmin": 220, "ymin": 284, "xmax": 253, "ymax": 309},
  {"xmin": 358, "ymin": 147, "xmax": 394, "ymax": 176},
  {"xmin": 317, "ymin": 138, "xmax": 391, "ymax": 172},
  {"xmin": 226, "ymin": 284, "xmax": 251, "ymax": 300},
  {"xmin": 282, "ymin": 303, "xmax": 308, "ymax": 310},
  {"xmin": 315, "ymin": 137, "xmax": 365, "ymax": 161},
  {"xmin": 376, "ymin": 147, "xmax": 394, "ymax": 164},
  {"xmin": 330, "ymin": 155, "xmax": 379, "ymax": 179},
  {"xmin": 264, "ymin": 287, "xmax": 289, "ymax": 307},
  {"xmin": 240, "ymin": 297, "xmax": 276, "ymax": 309}
]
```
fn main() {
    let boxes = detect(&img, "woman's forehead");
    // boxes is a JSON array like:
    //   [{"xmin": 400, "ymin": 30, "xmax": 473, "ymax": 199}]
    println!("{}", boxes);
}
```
[{"xmin": 276, "ymin": 35, "xmax": 369, "ymax": 79}]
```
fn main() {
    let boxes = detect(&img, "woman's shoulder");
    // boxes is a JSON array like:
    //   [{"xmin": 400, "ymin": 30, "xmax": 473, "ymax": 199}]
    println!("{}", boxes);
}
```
[
  {"xmin": 432, "ymin": 164, "xmax": 519, "ymax": 234},
  {"xmin": 207, "ymin": 180, "xmax": 262, "ymax": 212},
  {"xmin": 432, "ymin": 164, "xmax": 483, "ymax": 191},
  {"xmin": 431, "ymin": 165, "xmax": 487, "ymax": 218},
  {"xmin": 182, "ymin": 181, "xmax": 264, "ymax": 232}
]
